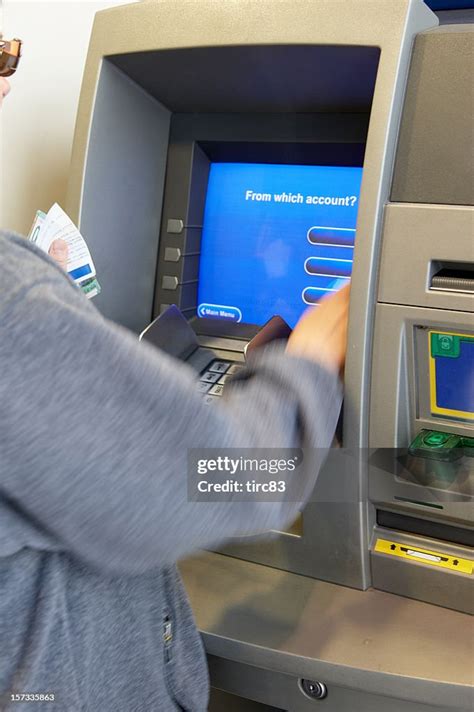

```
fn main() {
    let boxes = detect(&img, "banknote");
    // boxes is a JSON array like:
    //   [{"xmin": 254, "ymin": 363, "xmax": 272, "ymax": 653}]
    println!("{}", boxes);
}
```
[{"xmin": 28, "ymin": 204, "xmax": 101, "ymax": 299}]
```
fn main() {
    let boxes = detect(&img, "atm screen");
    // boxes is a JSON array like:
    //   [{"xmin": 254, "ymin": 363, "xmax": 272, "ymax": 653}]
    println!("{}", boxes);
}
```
[
  {"xmin": 197, "ymin": 162, "xmax": 363, "ymax": 327},
  {"xmin": 429, "ymin": 331, "xmax": 474, "ymax": 422}
]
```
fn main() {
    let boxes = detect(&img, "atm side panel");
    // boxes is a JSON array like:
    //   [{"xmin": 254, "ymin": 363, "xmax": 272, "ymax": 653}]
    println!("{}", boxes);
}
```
[{"xmin": 369, "ymin": 25, "xmax": 474, "ymax": 614}]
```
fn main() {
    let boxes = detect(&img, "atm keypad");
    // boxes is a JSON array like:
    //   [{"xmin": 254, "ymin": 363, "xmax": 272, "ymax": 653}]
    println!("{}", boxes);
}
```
[{"xmin": 198, "ymin": 360, "xmax": 244, "ymax": 403}]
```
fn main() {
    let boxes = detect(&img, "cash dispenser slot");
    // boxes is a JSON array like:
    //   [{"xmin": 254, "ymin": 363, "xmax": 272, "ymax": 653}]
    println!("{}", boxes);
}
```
[
  {"xmin": 430, "ymin": 261, "xmax": 474, "ymax": 294},
  {"xmin": 376, "ymin": 510, "xmax": 474, "ymax": 548}
]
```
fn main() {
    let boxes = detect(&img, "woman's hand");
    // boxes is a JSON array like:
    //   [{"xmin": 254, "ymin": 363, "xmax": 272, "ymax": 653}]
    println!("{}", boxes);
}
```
[
  {"xmin": 287, "ymin": 283, "xmax": 350, "ymax": 376},
  {"xmin": 48, "ymin": 239, "xmax": 69, "ymax": 271}
]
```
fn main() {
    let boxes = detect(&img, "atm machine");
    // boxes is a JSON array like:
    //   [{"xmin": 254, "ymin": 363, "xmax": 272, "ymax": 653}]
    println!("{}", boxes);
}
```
[{"xmin": 67, "ymin": 1, "xmax": 473, "ymax": 710}]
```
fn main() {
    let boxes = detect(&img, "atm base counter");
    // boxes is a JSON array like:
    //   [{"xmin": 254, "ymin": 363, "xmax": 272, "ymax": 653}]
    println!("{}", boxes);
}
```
[{"xmin": 180, "ymin": 552, "xmax": 473, "ymax": 712}]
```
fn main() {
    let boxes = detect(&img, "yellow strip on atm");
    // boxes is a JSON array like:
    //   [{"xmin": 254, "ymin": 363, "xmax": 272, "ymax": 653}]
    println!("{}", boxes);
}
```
[{"xmin": 375, "ymin": 539, "xmax": 473, "ymax": 574}]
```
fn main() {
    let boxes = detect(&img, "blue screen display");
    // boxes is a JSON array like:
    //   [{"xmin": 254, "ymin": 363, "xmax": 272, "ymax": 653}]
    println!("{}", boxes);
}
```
[
  {"xmin": 197, "ymin": 162, "xmax": 363, "ymax": 327},
  {"xmin": 433, "ymin": 338, "xmax": 474, "ymax": 419}
]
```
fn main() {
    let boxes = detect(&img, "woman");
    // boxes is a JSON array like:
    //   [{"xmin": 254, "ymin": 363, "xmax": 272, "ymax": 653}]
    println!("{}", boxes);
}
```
[{"xmin": 0, "ymin": 37, "xmax": 348, "ymax": 711}]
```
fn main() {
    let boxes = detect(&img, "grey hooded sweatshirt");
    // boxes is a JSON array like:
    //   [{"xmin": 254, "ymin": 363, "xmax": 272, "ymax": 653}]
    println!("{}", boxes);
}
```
[{"xmin": 0, "ymin": 232, "xmax": 342, "ymax": 711}]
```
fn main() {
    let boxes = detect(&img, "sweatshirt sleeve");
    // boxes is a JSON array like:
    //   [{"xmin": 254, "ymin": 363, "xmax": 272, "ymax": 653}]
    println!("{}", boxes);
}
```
[{"xmin": 1, "ymin": 273, "xmax": 342, "ymax": 575}]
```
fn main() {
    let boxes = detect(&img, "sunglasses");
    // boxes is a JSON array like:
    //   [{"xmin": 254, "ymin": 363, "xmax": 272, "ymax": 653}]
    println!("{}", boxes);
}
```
[{"xmin": 0, "ymin": 38, "xmax": 22, "ymax": 77}]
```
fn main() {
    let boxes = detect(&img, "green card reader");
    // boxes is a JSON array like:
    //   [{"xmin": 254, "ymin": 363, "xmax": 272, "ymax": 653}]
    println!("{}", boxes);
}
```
[{"xmin": 409, "ymin": 429, "xmax": 473, "ymax": 462}]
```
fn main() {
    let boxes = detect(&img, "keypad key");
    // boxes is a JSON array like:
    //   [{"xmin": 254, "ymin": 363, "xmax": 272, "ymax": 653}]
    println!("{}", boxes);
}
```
[
  {"xmin": 218, "ymin": 374, "xmax": 230, "ymax": 385},
  {"xmin": 196, "ymin": 381, "xmax": 212, "ymax": 394},
  {"xmin": 209, "ymin": 384, "xmax": 224, "ymax": 397},
  {"xmin": 208, "ymin": 360, "xmax": 231, "ymax": 374},
  {"xmin": 200, "ymin": 372, "xmax": 221, "ymax": 384},
  {"xmin": 228, "ymin": 364, "xmax": 244, "ymax": 375}
]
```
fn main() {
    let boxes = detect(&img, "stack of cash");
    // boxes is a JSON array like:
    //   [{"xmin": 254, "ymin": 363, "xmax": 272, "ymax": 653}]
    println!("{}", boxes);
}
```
[{"xmin": 28, "ymin": 203, "xmax": 101, "ymax": 299}]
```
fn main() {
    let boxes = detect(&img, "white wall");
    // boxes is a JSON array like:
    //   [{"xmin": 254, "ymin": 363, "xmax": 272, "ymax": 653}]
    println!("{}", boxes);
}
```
[{"xmin": 0, "ymin": 0, "xmax": 137, "ymax": 234}]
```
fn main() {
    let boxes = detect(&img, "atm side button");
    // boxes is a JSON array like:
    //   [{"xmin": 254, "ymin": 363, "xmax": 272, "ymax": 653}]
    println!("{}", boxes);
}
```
[
  {"xmin": 162, "ymin": 276, "xmax": 179, "ymax": 290},
  {"xmin": 167, "ymin": 219, "xmax": 184, "ymax": 234},
  {"xmin": 164, "ymin": 247, "xmax": 182, "ymax": 263}
]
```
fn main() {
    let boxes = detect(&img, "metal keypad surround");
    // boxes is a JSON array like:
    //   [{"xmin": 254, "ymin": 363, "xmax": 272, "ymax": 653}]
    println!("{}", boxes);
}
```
[{"xmin": 198, "ymin": 360, "xmax": 244, "ymax": 403}]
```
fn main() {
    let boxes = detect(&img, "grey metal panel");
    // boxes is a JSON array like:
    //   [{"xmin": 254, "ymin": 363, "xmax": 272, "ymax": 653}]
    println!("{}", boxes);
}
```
[
  {"xmin": 219, "ymin": 452, "xmax": 369, "ymax": 589},
  {"xmin": 208, "ymin": 657, "xmax": 464, "ymax": 712},
  {"xmin": 179, "ymin": 552, "xmax": 473, "ymax": 711},
  {"xmin": 391, "ymin": 26, "xmax": 474, "ymax": 206},
  {"xmin": 437, "ymin": 10, "xmax": 474, "ymax": 25},
  {"xmin": 372, "ymin": 552, "xmax": 473, "ymax": 618},
  {"xmin": 337, "ymin": 2, "xmax": 437, "ymax": 592},
  {"xmin": 370, "ymin": 528, "xmax": 473, "ymax": 615},
  {"xmin": 110, "ymin": 45, "xmax": 380, "ymax": 114},
  {"xmin": 369, "ymin": 454, "xmax": 473, "ymax": 528},
  {"xmin": 79, "ymin": 61, "xmax": 170, "ymax": 333},
  {"xmin": 209, "ymin": 689, "xmax": 282, "ymax": 712},
  {"xmin": 378, "ymin": 204, "xmax": 474, "ymax": 312},
  {"xmin": 153, "ymin": 141, "xmax": 209, "ymax": 318},
  {"xmin": 170, "ymin": 112, "xmax": 370, "ymax": 144}
]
